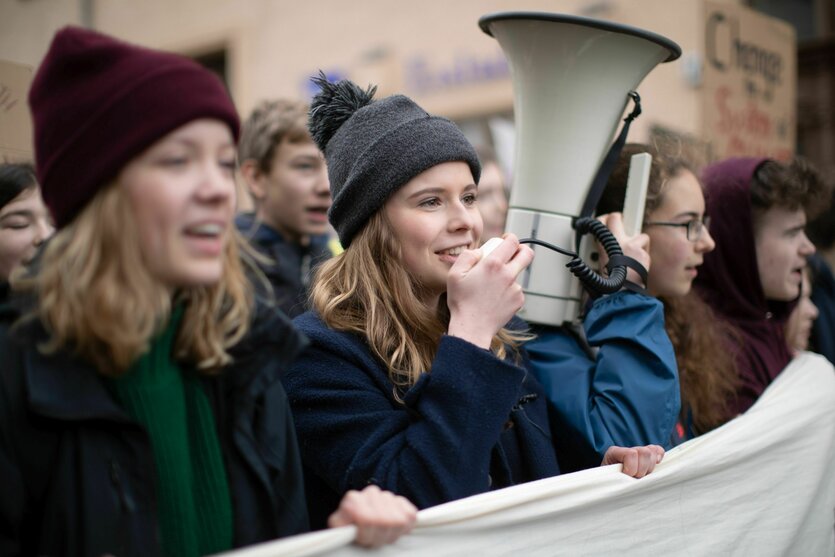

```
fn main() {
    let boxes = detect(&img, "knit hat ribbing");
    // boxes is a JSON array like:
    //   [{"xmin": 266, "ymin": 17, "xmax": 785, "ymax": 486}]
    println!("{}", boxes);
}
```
[
  {"xmin": 308, "ymin": 75, "xmax": 480, "ymax": 247},
  {"xmin": 29, "ymin": 26, "xmax": 240, "ymax": 229}
]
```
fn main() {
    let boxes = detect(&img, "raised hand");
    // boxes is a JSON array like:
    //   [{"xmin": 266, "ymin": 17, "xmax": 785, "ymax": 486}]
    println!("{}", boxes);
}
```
[
  {"xmin": 446, "ymin": 233, "xmax": 534, "ymax": 349},
  {"xmin": 597, "ymin": 212, "xmax": 651, "ymax": 288}
]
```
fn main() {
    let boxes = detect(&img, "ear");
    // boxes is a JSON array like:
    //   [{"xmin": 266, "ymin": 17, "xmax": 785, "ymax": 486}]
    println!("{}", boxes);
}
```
[{"xmin": 239, "ymin": 159, "xmax": 267, "ymax": 201}]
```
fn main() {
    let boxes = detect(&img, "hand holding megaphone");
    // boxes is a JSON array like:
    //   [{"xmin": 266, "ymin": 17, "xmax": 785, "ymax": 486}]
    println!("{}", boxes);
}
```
[
  {"xmin": 447, "ymin": 233, "xmax": 534, "ymax": 349},
  {"xmin": 596, "ymin": 212, "xmax": 651, "ymax": 289}
]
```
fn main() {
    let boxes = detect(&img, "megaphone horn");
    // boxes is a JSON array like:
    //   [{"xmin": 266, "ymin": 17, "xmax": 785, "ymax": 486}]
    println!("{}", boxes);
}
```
[{"xmin": 479, "ymin": 12, "xmax": 681, "ymax": 326}]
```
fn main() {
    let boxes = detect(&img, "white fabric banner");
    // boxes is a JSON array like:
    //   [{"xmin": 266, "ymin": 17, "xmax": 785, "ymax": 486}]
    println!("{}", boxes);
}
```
[{"xmin": 220, "ymin": 352, "xmax": 835, "ymax": 557}]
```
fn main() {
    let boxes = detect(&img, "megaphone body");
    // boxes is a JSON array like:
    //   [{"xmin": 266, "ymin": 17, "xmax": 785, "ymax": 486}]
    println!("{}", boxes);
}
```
[{"xmin": 480, "ymin": 12, "xmax": 680, "ymax": 327}]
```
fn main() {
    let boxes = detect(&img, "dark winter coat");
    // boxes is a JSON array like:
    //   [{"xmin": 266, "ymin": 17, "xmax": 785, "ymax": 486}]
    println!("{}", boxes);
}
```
[
  {"xmin": 236, "ymin": 213, "xmax": 332, "ymax": 318},
  {"xmin": 695, "ymin": 157, "xmax": 796, "ymax": 416},
  {"xmin": 283, "ymin": 312, "xmax": 561, "ymax": 529},
  {"xmin": 809, "ymin": 254, "xmax": 835, "ymax": 363},
  {"xmin": 525, "ymin": 292, "xmax": 680, "ymax": 470},
  {"xmin": 0, "ymin": 301, "xmax": 310, "ymax": 557}
]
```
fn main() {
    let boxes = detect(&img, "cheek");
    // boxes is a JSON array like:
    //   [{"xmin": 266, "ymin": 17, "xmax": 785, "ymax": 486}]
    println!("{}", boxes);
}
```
[
  {"xmin": 392, "ymin": 217, "xmax": 436, "ymax": 275},
  {"xmin": 757, "ymin": 244, "xmax": 790, "ymax": 284},
  {"xmin": 131, "ymin": 198, "xmax": 174, "ymax": 260},
  {"xmin": 651, "ymin": 236, "xmax": 687, "ymax": 272},
  {"xmin": 398, "ymin": 227, "xmax": 428, "ymax": 271},
  {"xmin": 472, "ymin": 208, "xmax": 484, "ymax": 239},
  {"xmin": 0, "ymin": 232, "xmax": 30, "ymax": 263}
]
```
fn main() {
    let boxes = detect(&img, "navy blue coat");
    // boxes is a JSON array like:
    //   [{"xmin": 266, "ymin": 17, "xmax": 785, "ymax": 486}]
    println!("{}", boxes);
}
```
[
  {"xmin": 525, "ymin": 292, "xmax": 680, "ymax": 469},
  {"xmin": 283, "ymin": 313, "xmax": 560, "ymax": 528},
  {"xmin": 809, "ymin": 254, "xmax": 835, "ymax": 364},
  {"xmin": 236, "ymin": 213, "xmax": 332, "ymax": 318},
  {"xmin": 0, "ymin": 302, "xmax": 309, "ymax": 557}
]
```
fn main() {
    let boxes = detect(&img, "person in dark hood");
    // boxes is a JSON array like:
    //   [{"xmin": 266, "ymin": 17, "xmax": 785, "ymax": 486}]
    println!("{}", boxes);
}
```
[{"xmin": 695, "ymin": 157, "xmax": 830, "ymax": 416}]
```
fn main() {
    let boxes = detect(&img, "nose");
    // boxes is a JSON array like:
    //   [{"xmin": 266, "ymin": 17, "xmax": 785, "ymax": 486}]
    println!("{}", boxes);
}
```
[
  {"xmin": 198, "ymin": 159, "xmax": 235, "ymax": 204},
  {"xmin": 33, "ymin": 217, "xmax": 54, "ymax": 246},
  {"xmin": 447, "ymin": 198, "xmax": 478, "ymax": 234},
  {"xmin": 314, "ymin": 168, "xmax": 331, "ymax": 197},
  {"xmin": 695, "ymin": 226, "xmax": 716, "ymax": 253},
  {"xmin": 799, "ymin": 231, "xmax": 816, "ymax": 256},
  {"xmin": 810, "ymin": 300, "xmax": 820, "ymax": 320}
]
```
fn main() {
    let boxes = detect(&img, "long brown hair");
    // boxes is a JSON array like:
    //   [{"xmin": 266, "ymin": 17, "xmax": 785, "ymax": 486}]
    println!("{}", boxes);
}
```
[
  {"xmin": 311, "ymin": 211, "xmax": 526, "ymax": 399},
  {"xmin": 662, "ymin": 293, "xmax": 740, "ymax": 434},
  {"xmin": 14, "ymin": 182, "xmax": 253, "ymax": 375}
]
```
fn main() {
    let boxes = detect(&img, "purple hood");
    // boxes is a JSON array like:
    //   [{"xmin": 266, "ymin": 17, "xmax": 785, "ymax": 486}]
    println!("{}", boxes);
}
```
[{"xmin": 694, "ymin": 157, "xmax": 796, "ymax": 414}]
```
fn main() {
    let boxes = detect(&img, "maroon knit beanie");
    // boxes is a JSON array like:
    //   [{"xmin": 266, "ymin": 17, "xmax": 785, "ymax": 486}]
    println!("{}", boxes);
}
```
[{"xmin": 29, "ymin": 26, "xmax": 240, "ymax": 228}]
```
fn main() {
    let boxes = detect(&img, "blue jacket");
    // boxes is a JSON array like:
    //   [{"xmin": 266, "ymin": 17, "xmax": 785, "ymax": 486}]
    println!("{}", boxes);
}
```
[
  {"xmin": 283, "ymin": 313, "xmax": 560, "ymax": 528},
  {"xmin": 525, "ymin": 292, "xmax": 679, "ymax": 470}
]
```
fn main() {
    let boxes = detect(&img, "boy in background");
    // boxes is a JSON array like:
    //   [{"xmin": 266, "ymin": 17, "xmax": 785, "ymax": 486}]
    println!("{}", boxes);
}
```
[{"xmin": 237, "ymin": 100, "xmax": 333, "ymax": 317}]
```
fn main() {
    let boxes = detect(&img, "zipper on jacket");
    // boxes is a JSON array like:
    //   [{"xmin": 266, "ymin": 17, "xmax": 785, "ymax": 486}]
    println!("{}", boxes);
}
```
[{"xmin": 109, "ymin": 458, "xmax": 136, "ymax": 513}]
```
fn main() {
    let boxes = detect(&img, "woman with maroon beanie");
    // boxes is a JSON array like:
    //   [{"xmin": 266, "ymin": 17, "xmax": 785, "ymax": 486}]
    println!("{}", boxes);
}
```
[{"xmin": 0, "ymin": 27, "xmax": 414, "ymax": 557}]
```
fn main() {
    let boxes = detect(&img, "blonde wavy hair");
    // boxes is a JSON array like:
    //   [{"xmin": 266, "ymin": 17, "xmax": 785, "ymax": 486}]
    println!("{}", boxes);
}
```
[
  {"xmin": 14, "ymin": 182, "xmax": 253, "ymax": 375},
  {"xmin": 312, "ymin": 211, "xmax": 527, "ymax": 399}
]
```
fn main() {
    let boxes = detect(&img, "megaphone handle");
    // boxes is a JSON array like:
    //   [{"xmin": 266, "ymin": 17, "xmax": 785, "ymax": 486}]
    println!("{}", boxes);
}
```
[{"xmin": 577, "ymin": 91, "xmax": 643, "ymax": 233}]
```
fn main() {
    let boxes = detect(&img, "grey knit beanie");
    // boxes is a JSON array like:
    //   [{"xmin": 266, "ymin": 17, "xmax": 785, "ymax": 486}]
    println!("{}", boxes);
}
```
[{"xmin": 308, "ymin": 73, "xmax": 481, "ymax": 248}]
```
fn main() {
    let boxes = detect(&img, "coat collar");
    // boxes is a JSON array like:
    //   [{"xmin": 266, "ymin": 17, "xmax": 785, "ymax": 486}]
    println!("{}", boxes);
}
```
[
  {"xmin": 18, "ymin": 320, "xmax": 132, "ymax": 423},
  {"xmin": 17, "ymin": 300, "xmax": 306, "ymax": 423}
]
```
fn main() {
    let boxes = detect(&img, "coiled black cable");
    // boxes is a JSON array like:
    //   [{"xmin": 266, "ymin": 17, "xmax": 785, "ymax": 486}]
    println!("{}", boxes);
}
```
[{"xmin": 519, "ymin": 217, "xmax": 627, "ymax": 295}]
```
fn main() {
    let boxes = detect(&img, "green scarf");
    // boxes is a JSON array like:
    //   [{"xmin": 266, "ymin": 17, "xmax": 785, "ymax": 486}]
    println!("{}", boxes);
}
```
[{"xmin": 108, "ymin": 307, "xmax": 233, "ymax": 556}]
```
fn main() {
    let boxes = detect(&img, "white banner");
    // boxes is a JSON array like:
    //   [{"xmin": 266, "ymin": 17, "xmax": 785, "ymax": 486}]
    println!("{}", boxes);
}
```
[{"xmin": 221, "ymin": 352, "xmax": 835, "ymax": 557}]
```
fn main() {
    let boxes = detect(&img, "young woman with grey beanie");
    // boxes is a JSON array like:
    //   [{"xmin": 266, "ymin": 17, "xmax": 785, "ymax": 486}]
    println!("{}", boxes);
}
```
[
  {"xmin": 0, "ymin": 27, "xmax": 415, "ymax": 556},
  {"xmin": 282, "ymin": 74, "xmax": 666, "ymax": 528}
]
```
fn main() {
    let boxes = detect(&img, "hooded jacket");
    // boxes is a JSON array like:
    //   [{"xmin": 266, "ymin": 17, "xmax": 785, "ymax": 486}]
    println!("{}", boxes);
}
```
[{"xmin": 695, "ymin": 157, "xmax": 796, "ymax": 416}]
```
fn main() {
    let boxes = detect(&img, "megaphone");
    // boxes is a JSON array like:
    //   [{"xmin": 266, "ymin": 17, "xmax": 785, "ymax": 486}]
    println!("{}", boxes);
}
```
[{"xmin": 479, "ymin": 12, "xmax": 680, "ymax": 327}]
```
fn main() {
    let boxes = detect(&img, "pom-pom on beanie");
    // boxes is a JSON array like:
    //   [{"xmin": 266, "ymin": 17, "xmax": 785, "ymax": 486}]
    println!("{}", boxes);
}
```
[
  {"xmin": 308, "ymin": 72, "xmax": 481, "ymax": 248},
  {"xmin": 28, "ymin": 26, "xmax": 240, "ymax": 229}
]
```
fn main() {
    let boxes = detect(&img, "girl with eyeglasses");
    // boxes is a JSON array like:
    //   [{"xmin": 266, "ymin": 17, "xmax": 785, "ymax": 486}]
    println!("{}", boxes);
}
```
[
  {"xmin": 526, "ymin": 143, "xmax": 733, "ymax": 457},
  {"xmin": 602, "ymin": 144, "xmax": 743, "ymax": 443}
]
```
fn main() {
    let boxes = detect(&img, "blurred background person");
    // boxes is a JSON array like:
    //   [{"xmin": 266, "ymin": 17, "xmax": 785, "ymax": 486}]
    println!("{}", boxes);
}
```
[
  {"xmin": 474, "ymin": 144, "xmax": 509, "ymax": 242},
  {"xmin": 0, "ymin": 162, "xmax": 53, "ymax": 301},
  {"xmin": 695, "ymin": 156, "xmax": 830, "ymax": 416},
  {"xmin": 785, "ymin": 267, "xmax": 819, "ymax": 355},
  {"xmin": 805, "ymin": 188, "xmax": 835, "ymax": 363},
  {"xmin": 237, "ymin": 99, "xmax": 333, "ymax": 317}
]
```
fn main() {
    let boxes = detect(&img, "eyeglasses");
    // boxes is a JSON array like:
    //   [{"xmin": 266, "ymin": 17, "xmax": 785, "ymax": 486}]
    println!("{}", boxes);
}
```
[{"xmin": 644, "ymin": 216, "xmax": 711, "ymax": 242}]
